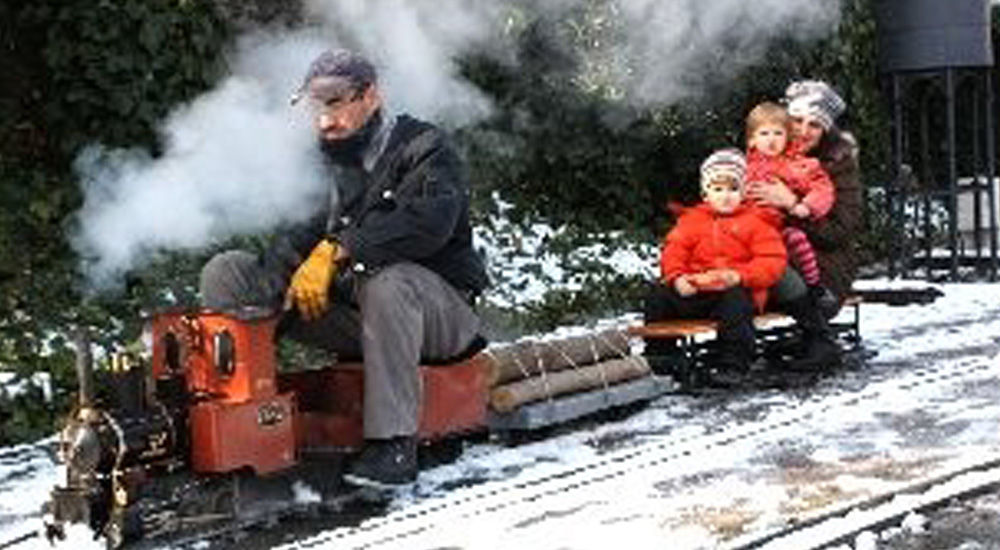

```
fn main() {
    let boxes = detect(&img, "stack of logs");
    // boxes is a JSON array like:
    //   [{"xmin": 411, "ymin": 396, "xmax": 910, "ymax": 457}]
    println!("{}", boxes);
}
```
[{"xmin": 483, "ymin": 328, "xmax": 650, "ymax": 413}]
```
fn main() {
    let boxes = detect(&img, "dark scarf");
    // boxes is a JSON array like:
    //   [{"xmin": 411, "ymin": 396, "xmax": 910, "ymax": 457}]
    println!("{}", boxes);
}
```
[{"xmin": 320, "ymin": 109, "xmax": 383, "ymax": 167}]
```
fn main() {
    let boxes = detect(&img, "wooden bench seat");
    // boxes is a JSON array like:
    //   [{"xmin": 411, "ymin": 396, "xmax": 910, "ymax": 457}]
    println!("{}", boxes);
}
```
[
  {"xmin": 627, "ymin": 295, "xmax": 862, "ymax": 340},
  {"xmin": 626, "ymin": 313, "xmax": 790, "ymax": 339}
]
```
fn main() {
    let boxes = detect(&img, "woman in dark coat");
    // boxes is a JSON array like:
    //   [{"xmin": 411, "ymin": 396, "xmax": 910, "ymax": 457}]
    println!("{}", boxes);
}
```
[
  {"xmin": 748, "ymin": 80, "xmax": 863, "ymax": 368},
  {"xmin": 784, "ymin": 80, "xmax": 863, "ymax": 308}
]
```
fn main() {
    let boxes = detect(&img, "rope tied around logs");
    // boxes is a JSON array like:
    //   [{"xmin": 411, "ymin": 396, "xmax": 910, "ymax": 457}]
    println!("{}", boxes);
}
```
[
  {"xmin": 485, "ymin": 328, "xmax": 652, "ymax": 413},
  {"xmin": 543, "ymin": 333, "xmax": 609, "ymax": 395},
  {"xmin": 594, "ymin": 328, "xmax": 649, "ymax": 376},
  {"xmin": 587, "ymin": 334, "xmax": 610, "ymax": 392},
  {"xmin": 530, "ymin": 340, "xmax": 555, "ymax": 405},
  {"xmin": 483, "ymin": 342, "xmax": 556, "ymax": 404}
]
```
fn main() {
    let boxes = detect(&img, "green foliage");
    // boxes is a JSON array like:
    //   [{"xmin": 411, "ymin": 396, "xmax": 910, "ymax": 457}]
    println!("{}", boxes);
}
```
[
  {"xmin": 0, "ymin": 0, "xmax": 230, "ymax": 442},
  {"xmin": 516, "ymin": 272, "xmax": 648, "ymax": 335},
  {"xmin": 459, "ymin": 13, "xmax": 668, "ymax": 239},
  {"xmin": 25, "ymin": 0, "xmax": 229, "ymax": 155},
  {"xmin": 0, "ymin": 386, "xmax": 54, "ymax": 446}
]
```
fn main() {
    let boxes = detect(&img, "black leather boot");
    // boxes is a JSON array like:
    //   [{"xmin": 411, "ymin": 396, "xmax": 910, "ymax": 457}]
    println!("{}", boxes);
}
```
[
  {"xmin": 810, "ymin": 284, "xmax": 840, "ymax": 320},
  {"xmin": 702, "ymin": 338, "xmax": 754, "ymax": 388},
  {"xmin": 643, "ymin": 338, "xmax": 685, "ymax": 376},
  {"xmin": 343, "ymin": 436, "xmax": 418, "ymax": 489},
  {"xmin": 783, "ymin": 295, "xmax": 841, "ymax": 372}
]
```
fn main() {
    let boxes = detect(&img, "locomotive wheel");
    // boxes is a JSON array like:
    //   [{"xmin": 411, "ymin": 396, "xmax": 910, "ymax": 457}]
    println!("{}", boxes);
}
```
[{"xmin": 103, "ymin": 507, "xmax": 142, "ymax": 550}]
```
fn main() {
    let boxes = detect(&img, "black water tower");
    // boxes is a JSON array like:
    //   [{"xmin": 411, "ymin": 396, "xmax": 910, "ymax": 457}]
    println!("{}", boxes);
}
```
[
  {"xmin": 877, "ymin": 0, "xmax": 993, "ymax": 71},
  {"xmin": 876, "ymin": 0, "xmax": 997, "ymax": 280}
]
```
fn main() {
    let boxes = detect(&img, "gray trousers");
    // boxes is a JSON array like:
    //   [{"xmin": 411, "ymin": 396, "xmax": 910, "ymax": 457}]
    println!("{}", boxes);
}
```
[
  {"xmin": 769, "ymin": 267, "xmax": 809, "ymax": 307},
  {"xmin": 199, "ymin": 251, "xmax": 483, "ymax": 439}
]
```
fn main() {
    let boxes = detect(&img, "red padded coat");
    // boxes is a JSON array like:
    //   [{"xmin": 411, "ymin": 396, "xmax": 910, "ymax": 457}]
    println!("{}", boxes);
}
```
[
  {"xmin": 660, "ymin": 203, "xmax": 788, "ymax": 311},
  {"xmin": 746, "ymin": 145, "xmax": 835, "ymax": 220}
]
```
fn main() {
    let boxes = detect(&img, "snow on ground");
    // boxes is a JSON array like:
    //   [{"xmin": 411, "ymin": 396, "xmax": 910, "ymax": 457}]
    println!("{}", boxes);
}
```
[
  {"xmin": 0, "ymin": 440, "xmax": 104, "ymax": 550},
  {"xmin": 2, "ymin": 279, "xmax": 1000, "ymax": 550},
  {"xmin": 272, "ymin": 280, "xmax": 1000, "ymax": 550}
]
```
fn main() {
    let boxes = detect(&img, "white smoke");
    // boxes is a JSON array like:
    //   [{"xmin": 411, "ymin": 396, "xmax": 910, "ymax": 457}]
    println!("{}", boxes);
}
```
[
  {"xmin": 540, "ymin": 0, "xmax": 842, "ymax": 106},
  {"xmin": 302, "ymin": 0, "xmax": 500, "ymax": 126},
  {"xmin": 72, "ymin": 33, "xmax": 333, "ymax": 288},
  {"xmin": 71, "ymin": 0, "xmax": 841, "ymax": 288},
  {"xmin": 617, "ymin": 0, "xmax": 841, "ymax": 105}
]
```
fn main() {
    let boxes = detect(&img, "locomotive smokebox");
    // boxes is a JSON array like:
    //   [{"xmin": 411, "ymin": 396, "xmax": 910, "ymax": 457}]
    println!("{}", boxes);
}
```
[{"xmin": 875, "ymin": 0, "xmax": 994, "ymax": 72}]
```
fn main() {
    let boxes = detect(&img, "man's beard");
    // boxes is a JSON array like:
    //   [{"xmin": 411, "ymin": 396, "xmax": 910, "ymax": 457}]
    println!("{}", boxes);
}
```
[{"xmin": 321, "ymin": 109, "xmax": 382, "ymax": 166}]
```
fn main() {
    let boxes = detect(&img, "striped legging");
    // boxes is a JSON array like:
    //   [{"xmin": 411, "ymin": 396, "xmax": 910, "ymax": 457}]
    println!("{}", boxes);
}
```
[{"xmin": 783, "ymin": 227, "xmax": 820, "ymax": 285}]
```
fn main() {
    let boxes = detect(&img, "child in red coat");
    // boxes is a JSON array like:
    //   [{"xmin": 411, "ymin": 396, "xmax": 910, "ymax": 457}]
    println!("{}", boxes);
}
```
[
  {"xmin": 744, "ymin": 101, "xmax": 834, "ymax": 296},
  {"xmin": 645, "ymin": 149, "xmax": 787, "ymax": 377}
]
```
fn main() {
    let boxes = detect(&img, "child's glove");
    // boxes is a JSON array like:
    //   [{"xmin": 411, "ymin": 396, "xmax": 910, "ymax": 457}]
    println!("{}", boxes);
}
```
[
  {"xmin": 711, "ymin": 268, "xmax": 742, "ymax": 288},
  {"xmin": 689, "ymin": 269, "xmax": 741, "ymax": 291},
  {"xmin": 674, "ymin": 275, "xmax": 698, "ymax": 297},
  {"xmin": 284, "ymin": 239, "xmax": 340, "ymax": 321}
]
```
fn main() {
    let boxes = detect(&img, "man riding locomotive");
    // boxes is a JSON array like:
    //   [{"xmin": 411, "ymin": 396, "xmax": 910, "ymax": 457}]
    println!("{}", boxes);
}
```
[{"xmin": 199, "ymin": 49, "xmax": 488, "ymax": 488}]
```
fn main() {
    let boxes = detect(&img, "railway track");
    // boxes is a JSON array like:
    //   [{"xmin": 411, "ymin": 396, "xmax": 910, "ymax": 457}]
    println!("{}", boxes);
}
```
[
  {"xmin": 275, "ymin": 345, "xmax": 1000, "ymax": 550},
  {"xmin": 8, "ymin": 297, "xmax": 1000, "ymax": 550},
  {"xmin": 726, "ymin": 457, "xmax": 1000, "ymax": 550}
]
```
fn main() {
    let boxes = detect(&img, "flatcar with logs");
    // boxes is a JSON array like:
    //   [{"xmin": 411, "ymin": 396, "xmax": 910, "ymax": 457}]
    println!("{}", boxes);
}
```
[{"xmin": 43, "ymin": 299, "xmax": 862, "ymax": 549}]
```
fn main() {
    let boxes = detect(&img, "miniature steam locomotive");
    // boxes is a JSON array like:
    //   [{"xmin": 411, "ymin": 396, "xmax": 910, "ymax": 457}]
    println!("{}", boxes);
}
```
[
  {"xmin": 43, "ymin": 297, "xmax": 861, "ymax": 548},
  {"xmin": 44, "ymin": 307, "xmax": 664, "ymax": 548}
]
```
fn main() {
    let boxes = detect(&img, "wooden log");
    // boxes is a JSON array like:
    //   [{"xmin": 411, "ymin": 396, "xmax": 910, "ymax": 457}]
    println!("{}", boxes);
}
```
[
  {"xmin": 483, "ymin": 329, "xmax": 631, "ymax": 387},
  {"xmin": 489, "ymin": 356, "xmax": 651, "ymax": 414}
]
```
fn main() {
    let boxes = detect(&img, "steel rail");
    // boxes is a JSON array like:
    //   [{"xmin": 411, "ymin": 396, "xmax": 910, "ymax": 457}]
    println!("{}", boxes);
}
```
[
  {"xmin": 16, "ymin": 309, "xmax": 1000, "ymax": 550},
  {"xmin": 288, "ymin": 353, "xmax": 997, "ymax": 549},
  {"xmin": 725, "ymin": 456, "xmax": 1000, "ymax": 550}
]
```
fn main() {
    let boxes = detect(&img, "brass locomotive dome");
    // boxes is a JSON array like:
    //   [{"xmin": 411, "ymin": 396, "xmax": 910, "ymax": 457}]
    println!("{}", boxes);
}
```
[{"xmin": 60, "ymin": 421, "xmax": 102, "ymax": 474}]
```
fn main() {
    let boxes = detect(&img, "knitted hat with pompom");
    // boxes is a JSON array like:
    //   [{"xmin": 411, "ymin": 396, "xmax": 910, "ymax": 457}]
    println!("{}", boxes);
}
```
[
  {"xmin": 700, "ymin": 148, "xmax": 747, "ymax": 193},
  {"xmin": 785, "ymin": 80, "xmax": 845, "ymax": 130}
]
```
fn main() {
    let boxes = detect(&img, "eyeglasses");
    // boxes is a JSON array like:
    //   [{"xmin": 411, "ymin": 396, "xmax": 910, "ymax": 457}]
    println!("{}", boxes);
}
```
[{"xmin": 306, "ymin": 89, "xmax": 365, "ymax": 116}]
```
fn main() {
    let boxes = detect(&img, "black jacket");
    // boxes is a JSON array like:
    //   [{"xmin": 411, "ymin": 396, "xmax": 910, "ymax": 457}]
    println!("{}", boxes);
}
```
[{"xmin": 264, "ymin": 113, "xmax": 488, "ymax": 296}]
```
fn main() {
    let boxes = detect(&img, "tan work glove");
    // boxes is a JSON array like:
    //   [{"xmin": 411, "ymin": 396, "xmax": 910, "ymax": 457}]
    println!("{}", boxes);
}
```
[{"xmin": 284, "ymin": 239, "xmax": 340, "ymax": 321}]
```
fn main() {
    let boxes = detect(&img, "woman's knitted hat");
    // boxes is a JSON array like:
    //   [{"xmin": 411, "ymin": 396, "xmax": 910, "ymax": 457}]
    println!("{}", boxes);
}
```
[
  {"xmin": 700, "ymin": 148, "xmax": 747, "ymax": 193},
  {"xmin": 785, "ymin": 80, "xmax": 845, "ymax": 130}
]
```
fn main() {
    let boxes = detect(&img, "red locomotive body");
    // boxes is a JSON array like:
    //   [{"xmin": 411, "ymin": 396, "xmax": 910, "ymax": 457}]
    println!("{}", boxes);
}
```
[
  {"xmin": 279, "ymin": 355, "xmax": 488, "ymax": 449},
  {"xmin": 45, "ymin": 306, "xmax": 671, "ymax": 549},
  {"xmin": 152, "ymin": 311, "xmax": 296, "ymax": 475},
  {"xmin": 151, "ymin": 309, "xmax": 489, "ymax": 470}
]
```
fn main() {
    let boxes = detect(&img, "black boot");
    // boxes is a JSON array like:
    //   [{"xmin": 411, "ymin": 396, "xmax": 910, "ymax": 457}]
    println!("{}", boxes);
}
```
[
  {"xmin": 643, "ymin": 338, "xmax": 686, "ymax": 376},
  {"xmin": 810, "ymin": 285, "xmax": 840, "ymax": 320},
  {"xmin": 343, "ymin": 436, "xmax": 418, "ymax": 489},
  {"xmin": 783, "ymin": 295, "xmax": 841, "ymax": 372},
  {"xmin": 702, "ymin": 339, "xmax": 754, "ymax": 389},
  {"xmin": 796, "ymin": 335, "xmax": 842, "ymax": 371}
]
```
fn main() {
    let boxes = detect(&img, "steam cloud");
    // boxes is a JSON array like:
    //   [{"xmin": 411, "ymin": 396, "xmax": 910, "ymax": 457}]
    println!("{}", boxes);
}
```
[
  {"xmin": 614, "ymin": 0, "xmax": 841, "ymax": 105},
  {"xmin": 72, "ymin": 33, "xmax": 332, "ymax": 288},
  {"xmin": 71, "ymin": 0, "xmax": 840, "ymax": 289}
]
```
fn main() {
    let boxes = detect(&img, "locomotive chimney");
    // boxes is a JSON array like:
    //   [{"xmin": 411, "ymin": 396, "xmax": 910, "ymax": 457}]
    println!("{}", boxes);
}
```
[{"xmin": 74, "ymin": 327, "xmax": 95, "ymax": 408}]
